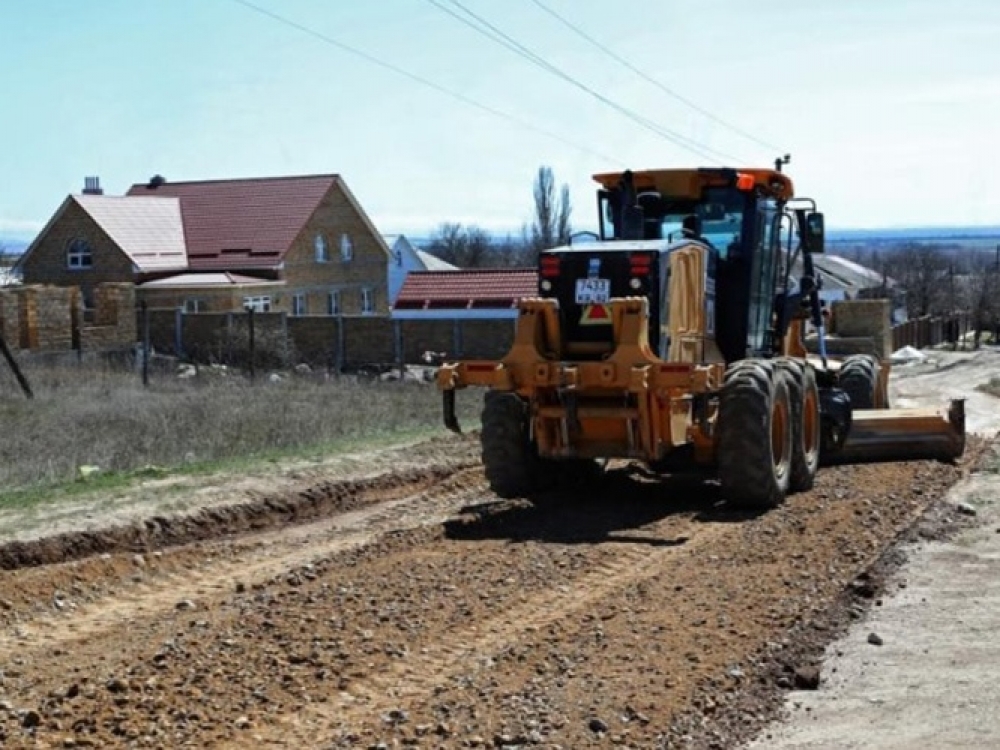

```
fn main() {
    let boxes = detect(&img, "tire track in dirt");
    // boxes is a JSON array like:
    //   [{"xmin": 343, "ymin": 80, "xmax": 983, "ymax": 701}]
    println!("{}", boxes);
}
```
[
  {"xmin": 235, "ymin": 459, "xmax": 978, "ymax": 750},
  {"xmin": 0, "ymin": 467, "xmax": 488, "ymax": 659},
  {"xmin": 0, "ymin": 452, "xmax": 981, "ymax": 750},
  {"xmin": 342, "ymin": 529, "xmax": 713, "ymax": 709}
]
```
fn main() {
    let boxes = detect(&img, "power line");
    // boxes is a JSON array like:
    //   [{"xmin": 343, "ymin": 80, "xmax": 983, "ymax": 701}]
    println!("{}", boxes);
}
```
[
  {"xmin": 227, "ymin": 0, "xmax": 623, "ymax": 165},
  {"xmin": 425, "ymin": 0, "xmax": 742, "ymax": 164},
  {"xmin": 528, "ymin": 0, "xmax": 783, "ymax": 154}
]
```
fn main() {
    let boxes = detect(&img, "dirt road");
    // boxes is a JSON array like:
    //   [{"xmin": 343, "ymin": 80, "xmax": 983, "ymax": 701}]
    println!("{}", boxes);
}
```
[
  {"xmin": 1, "ymin": 350, "xmax": 996, "ymax": 749},
  {"xmin": 0, "ymin": 439, "xmax": 981, "ymax": 748}
]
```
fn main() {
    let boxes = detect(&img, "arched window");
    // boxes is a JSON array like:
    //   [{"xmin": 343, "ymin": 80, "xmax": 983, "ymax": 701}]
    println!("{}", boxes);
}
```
[
  {"xmin": 314, "ymin": 233, "xmax": 329, "ymax": 262},
  {"xmin": 66, "ymin": 238, "xmax": 93, "ymax": 269},
  {"xmin": 340, "ymin": 233, "xmax": 354, "ymax": 262}
]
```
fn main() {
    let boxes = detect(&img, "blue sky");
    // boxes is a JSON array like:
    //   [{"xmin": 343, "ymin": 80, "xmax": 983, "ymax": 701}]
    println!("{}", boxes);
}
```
[{"xmin": 1, "ymin": 0, "xmax": 998, "ymax": 244}]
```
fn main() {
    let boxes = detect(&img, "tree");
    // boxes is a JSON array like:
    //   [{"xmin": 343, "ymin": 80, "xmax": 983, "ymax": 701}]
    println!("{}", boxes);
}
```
[
  {"xmin": 425, "ymin": 222, "xmax": 493, "ymax": 268},
  {"xmin": 529, "ymin": 166, "xmax": 572, "ymax": 257},
  {"xmin": 883, "ymin": 243, "xmax": 950, "ymax": 318},
  {"xmin": 960, "ymin": 252, "xmax": 1000, "ymax": 348}
]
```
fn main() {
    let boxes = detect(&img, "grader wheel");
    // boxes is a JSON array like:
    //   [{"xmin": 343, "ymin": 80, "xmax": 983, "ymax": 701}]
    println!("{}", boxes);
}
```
[
  {"xmin": 717, "ymin": 360, "xmax": 793, "ymax": 509},
  {"xmin": 839, "ymin": 354, "xmax": 882, "ymax": 410},
  {"xmin": 776, "ymin": 358, "xmax": 821, "ymax": 492},
  {"xmin": 481, "ymin": 390, "xmax": 542, "ymax": 498}
]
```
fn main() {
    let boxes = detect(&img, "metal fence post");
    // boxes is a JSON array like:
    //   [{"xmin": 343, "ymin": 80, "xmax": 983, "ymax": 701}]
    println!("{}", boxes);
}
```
[
  {"xmin": 248, "ymin": 308, "xmax": 256, "ymax": 382},
  {"xmin": 335, "ymin": 315, "xmax": 345, "ymax": 373},
  {"xmin": 394, "ymin": 319, "xmax": 404, "ymax": 377},
  {"xmin": 175, "ymin": 306, "xmax": 184, "ymax": 359},
  {"xmin": 141, "ymin": 300, "xmax": 150, "ymax": 387}
]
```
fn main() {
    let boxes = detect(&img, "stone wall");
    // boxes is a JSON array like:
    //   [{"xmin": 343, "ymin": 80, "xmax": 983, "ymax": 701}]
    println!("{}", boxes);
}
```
[
  {"xmin": 0, "ymin": 283, "xmax": 136, "ymax": 352},
  {"xmin": 0, "ymin": 288, "xmax": 20, "ymax": 346},
  {"xmin": 82, "ymin": 283, "xmax": 136, "ymax": 350}
]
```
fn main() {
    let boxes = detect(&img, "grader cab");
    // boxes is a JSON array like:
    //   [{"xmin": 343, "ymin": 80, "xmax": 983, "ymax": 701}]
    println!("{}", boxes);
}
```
[{"xmin": 437, "ymin": 167, "xmax": 965, "ymax": 508}]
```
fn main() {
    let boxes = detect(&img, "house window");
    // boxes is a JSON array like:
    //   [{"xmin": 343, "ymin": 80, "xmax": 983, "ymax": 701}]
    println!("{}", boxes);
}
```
[
  {"xmin": 327, "ymin": 290, "xmax": 341, "ymax": 316},
  {"xmin": 183, "ymin": 298, "xmax": 206, "ymax": 313},
  {"xmin": 314, "ymin": 233, "xmax": 329, "ymax": 263},
  {"xmin": 66, "ymin": 238, "xmax": 93, "ymax": 269},
  {"xmin": 243, "ymin": 295, "xmax": 271, "ymax": 313},
  {"xmin": 340, "ymin": 233, "xmax": 354, "ymax": 262},
  {"xmin": 361, "ymin": 287, "xmax": 375, "ymax": 314},
  {"xmin": 292, "ymin": 292, "xmax": 307, "ymax": 316}
]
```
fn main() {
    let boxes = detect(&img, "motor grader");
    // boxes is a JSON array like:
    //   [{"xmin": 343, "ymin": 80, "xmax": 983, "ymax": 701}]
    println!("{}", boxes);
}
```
[{"xmin": 437, "ymin": 167, "xmax": 965, "ymax": 508}]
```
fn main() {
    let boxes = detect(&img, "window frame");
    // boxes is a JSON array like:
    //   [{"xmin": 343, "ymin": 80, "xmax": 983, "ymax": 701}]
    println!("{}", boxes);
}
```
[
  {"xmin": 340, "ymin": 233, "xmax": 354, "ymax": 262},
  {"xmin": 243, "ymin": 295, "xmax": 272, "ymax": 313},
  {"xmin": 314, "ymin": 233, "xmax": 330, "ymax": 263},
  {"xmin": 292, "ymin": 292, "xmax": 307, "ymax": 316},
  {"xmin": 360, "ymin": 287, "xmax": 374, "ymax": 315},
  {"xmin": 66, "ymin": 238, "xmax": 93, "ymax": 270},
  {"xmin": 327, "ymin": 289, "xmax": 341, "ymax": 316}
]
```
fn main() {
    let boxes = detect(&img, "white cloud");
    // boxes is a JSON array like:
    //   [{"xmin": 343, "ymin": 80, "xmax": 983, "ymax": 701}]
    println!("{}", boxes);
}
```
[{"xmin": 0, "ymin": 218, "xmax": 44, "ymax": 237}]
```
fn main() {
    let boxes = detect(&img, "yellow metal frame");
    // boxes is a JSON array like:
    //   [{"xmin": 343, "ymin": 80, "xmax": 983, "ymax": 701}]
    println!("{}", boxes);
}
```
[{"xmin": 437, "ymin": 295, "xmax": 725, "ymax": 463}]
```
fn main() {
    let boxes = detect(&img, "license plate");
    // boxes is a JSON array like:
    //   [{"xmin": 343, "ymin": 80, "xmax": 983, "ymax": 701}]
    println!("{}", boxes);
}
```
[{"xmin": 575, "ymin": 278, "xmax": 610, "ymax": 304}]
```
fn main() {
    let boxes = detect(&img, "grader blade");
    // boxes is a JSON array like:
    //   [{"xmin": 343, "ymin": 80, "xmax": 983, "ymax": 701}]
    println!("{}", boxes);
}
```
[{"xmin": 830, "ymin": 399, "xmax": 966, "ymax": 464}]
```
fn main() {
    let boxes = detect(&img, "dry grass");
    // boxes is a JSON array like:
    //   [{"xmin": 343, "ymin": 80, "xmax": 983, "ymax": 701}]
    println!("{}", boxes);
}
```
[
  {"xmin": 0, "ymin": 358, "xmax": 481, "ymax": 491},
  {"xmin": 977, "ymin": 376, "xmax": 1000, "ymax": 399}
]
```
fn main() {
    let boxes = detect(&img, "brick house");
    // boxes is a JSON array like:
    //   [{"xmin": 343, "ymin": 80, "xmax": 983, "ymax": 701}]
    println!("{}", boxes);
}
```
[
  {"xmin": 19, "ymin": 174, "xmax": 392, "ymax": 317},
  {"xmin": 17, "ymin": 187, "xmax": 187, "ymax": 315}
]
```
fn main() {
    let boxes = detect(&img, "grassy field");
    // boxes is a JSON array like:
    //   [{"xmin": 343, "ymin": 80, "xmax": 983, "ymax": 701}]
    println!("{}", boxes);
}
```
[{"xmin": 0, "ymin": 357, "xmax": 482, "ymax": 496}]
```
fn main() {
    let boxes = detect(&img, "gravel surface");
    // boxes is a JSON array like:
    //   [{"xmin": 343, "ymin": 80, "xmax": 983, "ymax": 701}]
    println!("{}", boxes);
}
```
[{"xmin": 0, "ymin": 440, "xmax": 983, "ymax": 749}]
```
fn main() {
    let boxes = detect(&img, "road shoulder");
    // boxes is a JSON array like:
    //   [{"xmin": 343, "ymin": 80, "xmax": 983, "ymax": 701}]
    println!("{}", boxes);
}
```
[{"xmin": 750, "ymin": 445, "xmax": 1000, "ymax": 749}]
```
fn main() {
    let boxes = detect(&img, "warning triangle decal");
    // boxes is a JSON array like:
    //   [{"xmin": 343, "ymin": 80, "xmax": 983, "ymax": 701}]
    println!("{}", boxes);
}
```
[{"xmin": 580, "ymin": 304, "xmax": 612, "ymax": 325}]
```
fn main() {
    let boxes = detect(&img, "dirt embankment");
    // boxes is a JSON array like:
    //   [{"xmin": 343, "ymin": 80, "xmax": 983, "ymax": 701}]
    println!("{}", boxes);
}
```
[{"xmin": 0, "ymin": 437, "xmax": 984, "ymax": 749}]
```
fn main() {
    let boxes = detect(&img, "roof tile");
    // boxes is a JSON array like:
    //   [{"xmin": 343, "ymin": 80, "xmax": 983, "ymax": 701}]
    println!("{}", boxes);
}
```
[
  {"xmin": 126, "ymin": 175, "xmax": 337, "ymax": 269},
  {"xmin": 393, "ymin": 269, "xmax": 537, "ymax": 309}
]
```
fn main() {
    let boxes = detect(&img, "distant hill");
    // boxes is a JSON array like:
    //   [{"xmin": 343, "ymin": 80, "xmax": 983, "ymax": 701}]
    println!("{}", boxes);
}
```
[
  {"xmin": 827, "ymin": 226, "xmax": 1000, "ymax": 246},
  {"xmin": 0, "ymin": 239, "xmax": 28, "ymax": 258}
]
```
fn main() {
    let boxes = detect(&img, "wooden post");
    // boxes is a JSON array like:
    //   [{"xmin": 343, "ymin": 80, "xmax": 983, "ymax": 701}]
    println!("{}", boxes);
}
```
[{"xmin": 0, "ymin": 332, "xmax": 32, "ymax": 398}]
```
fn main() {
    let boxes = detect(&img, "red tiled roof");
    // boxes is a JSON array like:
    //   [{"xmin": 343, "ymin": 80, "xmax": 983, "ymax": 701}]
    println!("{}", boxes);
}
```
[
  {"xmin": 126, "ymin": 175, "xmax": 337, "ymax": 270},
  {"xmin": 393, "ymin": 269, "xmax": 538, "ymax": 310}
]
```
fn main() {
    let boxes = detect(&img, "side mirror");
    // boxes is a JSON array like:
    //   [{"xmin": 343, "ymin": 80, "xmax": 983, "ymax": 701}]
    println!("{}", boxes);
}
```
[{"xmin": 803, "ymin": 212, "xmax": 825, "ymax": 254}]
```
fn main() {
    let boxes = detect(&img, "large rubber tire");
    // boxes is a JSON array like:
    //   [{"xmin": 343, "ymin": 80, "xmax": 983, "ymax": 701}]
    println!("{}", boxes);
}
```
[
  {"xmin": 717, "ymin": 360, "xmax": 793, "ymax": 510},
  {"xmin": 481, "ymin": 390, "xmax": 542, "ymax": 498},
  {"xmin": 776, "ymin": 358, "xmax": 821, "ymax": 492},
  {"xmin": 839, "ymin": 354, "xmax": 879, "ymax": 410}
]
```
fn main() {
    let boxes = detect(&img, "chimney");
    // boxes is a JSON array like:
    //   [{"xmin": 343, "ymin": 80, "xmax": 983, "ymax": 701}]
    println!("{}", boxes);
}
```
[{"xmin": 82, "ymin": 176, "xmax": 103, "ymax": 195}]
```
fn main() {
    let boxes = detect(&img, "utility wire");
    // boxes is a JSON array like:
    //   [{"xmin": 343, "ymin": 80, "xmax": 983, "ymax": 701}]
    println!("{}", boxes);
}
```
[
  {"xmin": 528, "ymin": 0, "xmax": 783, "ymax": 154},
  {"xmin": 426, "ymin": 0, "xmax": 741, "ymax": 164},
  {"xmin": 228, "ymin": 0, "xmax": 623, "ymax": 165}
]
